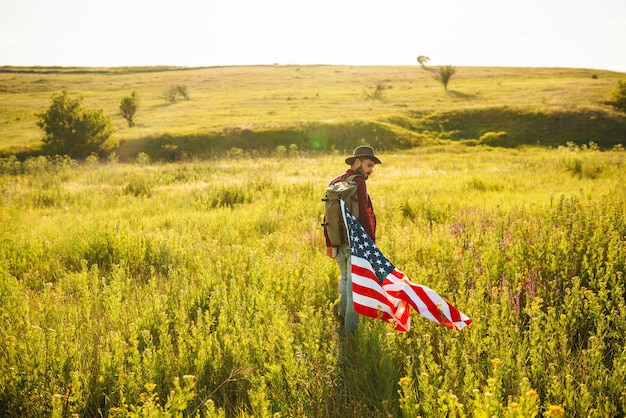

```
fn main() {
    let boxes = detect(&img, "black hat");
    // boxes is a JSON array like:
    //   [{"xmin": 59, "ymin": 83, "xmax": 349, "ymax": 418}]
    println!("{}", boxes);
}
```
[{"xmin": 345, "ymin": 145, "xmax": 382, "ymax": 165}]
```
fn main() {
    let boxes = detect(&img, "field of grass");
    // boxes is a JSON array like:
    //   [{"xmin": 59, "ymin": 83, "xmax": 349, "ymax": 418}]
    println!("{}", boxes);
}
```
[
  {"xmin": 1, "ymin": 65, "xmax": 625, "ymax": 416},
  {"xmin": 1, "ymin": 144, "xmax": 625, "ymax": 416},
  {"xmin": 1, "ymin": 65, "xmax": 625, "ymax": 160}
]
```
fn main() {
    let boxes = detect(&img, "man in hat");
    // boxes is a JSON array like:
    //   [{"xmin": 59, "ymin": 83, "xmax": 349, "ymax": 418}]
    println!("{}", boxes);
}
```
[{"xmin": 325, "ymin": 145, "xmax": 382, "ymax": 335}]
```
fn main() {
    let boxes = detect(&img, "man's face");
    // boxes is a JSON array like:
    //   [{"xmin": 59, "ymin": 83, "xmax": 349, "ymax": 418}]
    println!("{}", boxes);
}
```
[{"xmin": 355, "ymin": 158, "xmax": 376, "ymax": 179}]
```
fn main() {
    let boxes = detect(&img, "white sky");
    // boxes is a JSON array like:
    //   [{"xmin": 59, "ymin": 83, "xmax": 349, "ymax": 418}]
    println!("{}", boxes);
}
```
[{"xmin": 1, "ymin": 0, "xmax": 625, "ymax": 72}]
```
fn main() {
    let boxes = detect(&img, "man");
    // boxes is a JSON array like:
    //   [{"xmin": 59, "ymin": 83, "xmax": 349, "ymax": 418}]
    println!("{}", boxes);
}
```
[{"xmin": 325, "ymin": 145, "xmax": 382, "ymax": 335}]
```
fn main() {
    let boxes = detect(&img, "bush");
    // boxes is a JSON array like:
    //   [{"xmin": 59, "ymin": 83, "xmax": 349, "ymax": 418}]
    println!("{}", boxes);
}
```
[
  {"xmin": 433, "ymin": 65, "xmax": 458, "ymax": 90},
  {"xmin": 163, "ymin": 85, "xmax": 190, "ymax": 103},
  {"xmin": 364, "ymin": 83, "xmax": 389, "ymax": 100},
  {"xmin": 36, "ymin": 91, "xmax": 114, "ymax": 159},
  {"xmin": 607, "ymin": 80, "xmax": 626, "ymax": 113},
  {"xmin": 119, "ymin": 92, "xmax": 139, "ymax": 127}
]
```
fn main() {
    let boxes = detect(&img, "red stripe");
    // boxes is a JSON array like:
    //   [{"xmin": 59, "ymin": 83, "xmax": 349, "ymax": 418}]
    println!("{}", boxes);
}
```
[
  {"xmin": 447, "ymin": 302, "xmax": 463, "ymax": 323},
  {"xmin": 352, "ymin": 282, "xmax": 393, "ymax": 308},
  {"xmin": 354, "ymin": 299, "xmax": 410, "ymax": 332},
  {"xmin": 352, "ymin": 263, "xmax": 379, "ymax": 282},
  {"xmin": 389, "ymin": 269, "xmax": 404, "ymax": 279},
  {"xmin": 412, "ymin": 284, "xmax": 469, "ymax": 329},
  {"xmin": 354, "ymin": 303, "xmax": 392, "ymax": 321},
  {"xmin": 412, "ymin": 286, "xmax": 452, "ymax": 328}
]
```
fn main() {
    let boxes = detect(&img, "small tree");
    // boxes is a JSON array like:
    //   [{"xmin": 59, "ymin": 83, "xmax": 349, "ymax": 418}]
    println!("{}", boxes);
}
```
[
  {"xmin": 417, "ymin": 55, "xmax": 430, "ymax": 67},
  {"xmin": 608, "ymin": 80, "xmax": 626, "ymax": 113},
  {"xmin": 176, "ymin": 85, "xmax": 189, "ymax": 100},
  {"xmin": 364, "ymin": 83, "xmax": 388, "ymax": 100},
  {"xmin": 120, "ymin": 92, "xmax": 139, "ymax": 127},
  {"xmin": 36, "ymin": 91, "xmax": 113, "ymax": 159},
  {"xmin": 433, "ymin": 65, "xmax": 458, "ymax": 90},
  {"xmin": 163, "ymin": 85, "xmax": 190, "ymax": 103}
]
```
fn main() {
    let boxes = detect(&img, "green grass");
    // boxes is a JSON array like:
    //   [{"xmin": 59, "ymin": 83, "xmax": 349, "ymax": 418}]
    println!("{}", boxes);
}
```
[
  {"xmin": 1, "ymin": 64, "xmax": 626, "ymax": 416},
  {"xmin": 1, "ymin": 65, "xmax": 625, "ymax": 160},
  {"xmin": 1, "ymin": 145, "xmax": 625, "ymax": 416}
]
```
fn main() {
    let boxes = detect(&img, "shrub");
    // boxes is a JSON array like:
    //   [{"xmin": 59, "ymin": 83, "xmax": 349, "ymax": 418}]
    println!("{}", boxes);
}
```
[
  {"xmin": 433, "ymin": 65, "xmax": 458, "ymax": 90},
  {"xmin": 36, "ymin": 91, "xmax": 114, "ymax": 159},
  {"xmin": 135, "ymin": 152, "xmax": 152, "ymax": 165},
  {"xmin": 163, "ymin": 85, "xmax": 190, "ymax": 103},
  {"xmin": 119, "ymin": 92, "xmax": 139, "ymax": 127},
  {"xmin": 607, "ymin": 80, "xmax": 626, "ymax": 113},
  {"xmin": 364, "ymin": 83, "xmax": 389, "ymax": 100}
]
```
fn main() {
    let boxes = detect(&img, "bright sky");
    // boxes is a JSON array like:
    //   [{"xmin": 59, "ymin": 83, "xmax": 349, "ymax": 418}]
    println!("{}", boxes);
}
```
[{"xmin": 1, "ymin": 0, "xmax": 625, "ymax": 72}]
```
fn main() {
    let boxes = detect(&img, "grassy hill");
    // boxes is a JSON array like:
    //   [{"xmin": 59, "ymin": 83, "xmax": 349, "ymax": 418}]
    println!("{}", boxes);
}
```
[{"xmin": 1, "ymin": 65, "xmax": 625, "ymax": 160}]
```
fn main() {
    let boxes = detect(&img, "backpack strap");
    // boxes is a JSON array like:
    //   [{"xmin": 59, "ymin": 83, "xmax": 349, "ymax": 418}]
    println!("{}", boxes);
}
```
[{"xmin": 330, "ymin": 173, "xmax": 361, "ymax": 186}]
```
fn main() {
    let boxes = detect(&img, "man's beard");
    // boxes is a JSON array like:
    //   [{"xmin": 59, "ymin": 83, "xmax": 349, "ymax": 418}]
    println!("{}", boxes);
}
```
[{"xmin": 356, "ymin": 167, "xmax": 368, "ymax": 179}]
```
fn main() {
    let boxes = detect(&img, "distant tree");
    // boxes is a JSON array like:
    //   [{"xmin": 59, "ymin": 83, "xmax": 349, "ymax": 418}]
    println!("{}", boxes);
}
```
[
  {"xmin": 417, "ymin": 55, "xmax": 430, "ymax": 67},
  {"xmin": 364, "ymin": 83, "xmax": 388, "ymax": 100},
  {"xmin": 607, "ymin": 80, "xmax": 626, "ymax": 113},
  {"xmin": 163, "ymin": 85, "xmax": 190, "ymax": 103},
  {"xmin": 432, "ymin": 65, "xmax": 458, "ymax": 90},
  {"xmin": 176, "ymin": 85, "xmax": 189, "ymax": 100},
  {"xmin": 36, "ymin": 91, "xmax": 113, "ymax": 159},
  {"xmin": 120, "ymin": 92, "xmax": 139, "ymax": 127}
]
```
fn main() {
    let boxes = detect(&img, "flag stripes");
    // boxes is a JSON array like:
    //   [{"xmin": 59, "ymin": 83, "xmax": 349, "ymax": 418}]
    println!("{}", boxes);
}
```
[{"xmin": 341, "ymin": 199, "xmax": 471, "ymax": 331}]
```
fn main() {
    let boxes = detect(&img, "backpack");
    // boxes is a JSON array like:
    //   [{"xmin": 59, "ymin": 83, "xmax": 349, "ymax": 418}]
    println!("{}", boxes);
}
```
[{"xmin": 322, "ymin": 174, "xmax": 361, "ymax": 247}]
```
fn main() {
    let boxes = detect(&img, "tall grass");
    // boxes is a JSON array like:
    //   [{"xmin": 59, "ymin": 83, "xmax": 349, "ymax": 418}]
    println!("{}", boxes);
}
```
[{"xmin": 0, "ymin": 145, "xmax": 625, "ymax": 416}]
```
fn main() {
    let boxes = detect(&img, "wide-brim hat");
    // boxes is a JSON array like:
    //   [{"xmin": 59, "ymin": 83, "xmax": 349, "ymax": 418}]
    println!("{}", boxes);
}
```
[{"xmin": 345, "ymin": 145, "xmax": 382, "ymax": 165}]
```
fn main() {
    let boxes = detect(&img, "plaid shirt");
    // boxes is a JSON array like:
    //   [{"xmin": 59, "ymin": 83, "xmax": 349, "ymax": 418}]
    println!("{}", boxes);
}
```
[{"xmin": 325, "ymin": 169, "xmax": 376, "ymax": 246}]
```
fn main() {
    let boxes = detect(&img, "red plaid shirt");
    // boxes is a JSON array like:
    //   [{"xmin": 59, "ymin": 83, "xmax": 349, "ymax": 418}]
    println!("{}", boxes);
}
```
[{"xmin": 325, "ymin": 169, "xmax": 377, "ymax": 246}]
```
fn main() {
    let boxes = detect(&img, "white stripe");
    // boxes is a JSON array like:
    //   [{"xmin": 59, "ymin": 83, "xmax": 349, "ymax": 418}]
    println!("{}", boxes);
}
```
[
  {"xmin": 353, "ymin": 292, "xmax": 395, "ymax": 317},
  {"xmin": 384, "ymin": 277, "xmax": 454, "ymax": 325}
]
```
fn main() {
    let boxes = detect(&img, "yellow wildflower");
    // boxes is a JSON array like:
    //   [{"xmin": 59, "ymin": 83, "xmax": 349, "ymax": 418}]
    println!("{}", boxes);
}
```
[
  {"xmin": 545, "ymin": 404, "xmax": 565, "ymax": 417},
  {"xmin": 526, "ymin": 389, "xmax": 538, "ymax": 399}
]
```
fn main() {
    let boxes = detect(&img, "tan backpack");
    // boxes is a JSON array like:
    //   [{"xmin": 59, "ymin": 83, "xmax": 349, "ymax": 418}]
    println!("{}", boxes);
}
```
[{"xmin": 322, "ymin": 174, "xmax": 360, "ymax": 246}]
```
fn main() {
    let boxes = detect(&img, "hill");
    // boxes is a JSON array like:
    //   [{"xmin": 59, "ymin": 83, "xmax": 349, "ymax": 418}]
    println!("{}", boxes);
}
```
[{"xmin": 1, "ymin": 65, "xmax": 625, "ymax": 160}]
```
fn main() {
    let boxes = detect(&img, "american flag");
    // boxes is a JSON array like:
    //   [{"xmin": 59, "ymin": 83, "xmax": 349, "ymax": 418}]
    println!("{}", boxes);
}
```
[{"xmin": 341, "ymin": 200, "xmax": 472, "ymax": 331}]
